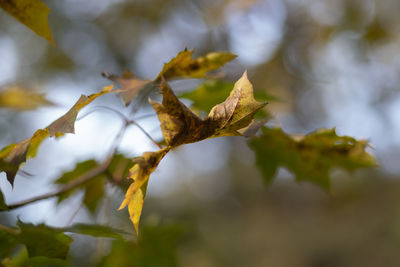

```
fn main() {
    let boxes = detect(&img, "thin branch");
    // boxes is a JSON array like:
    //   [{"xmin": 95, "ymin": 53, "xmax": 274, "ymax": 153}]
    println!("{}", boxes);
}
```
[
  {"xmin": 77, "ymin": 106, "xmax": 130, "ymax": 122},
  {"xmin": 6, "ymin": 157, "xmax": 112, "ymax": 210}
]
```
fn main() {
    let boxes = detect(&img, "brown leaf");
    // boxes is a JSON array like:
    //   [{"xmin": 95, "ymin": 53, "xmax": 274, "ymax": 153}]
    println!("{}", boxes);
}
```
[
  {"xmin": 150, "ymin": 71, "xmax": 267, "ymax": 147},
  {"xmin": 149, "ymin": 79, "xmax": 206, "ymax": 147},
  {"xmin": 102, "ymin": 71, "xmax": 152, "ymax": 105}
]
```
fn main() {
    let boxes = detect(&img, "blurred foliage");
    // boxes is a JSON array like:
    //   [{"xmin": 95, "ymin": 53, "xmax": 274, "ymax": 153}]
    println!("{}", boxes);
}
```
[
  {"xmin": 0, "ymin": 0, "xmax": 53, "ymax": 43},
  {"xmin": 97, "ymin": 222, "xmax": 184, "ymax": 267},
  {"xmin": 0, "ymin": 85, "xmax": 53, "ymax": 111},
  {"xmin": 1, "ymin": 0, "xmax": 400, "ymax": 266},
  {"xmin": 249, "ymin": 127, "xmax": 376, "ymax": 189}
]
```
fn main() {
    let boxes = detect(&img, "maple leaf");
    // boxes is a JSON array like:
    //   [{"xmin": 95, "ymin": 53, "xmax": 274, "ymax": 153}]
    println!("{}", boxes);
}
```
[
  {"xmin": 149, "ymin": 79, "xmax": 206, "ymax": 147},
  {"xmin": 150, "ymin": 71, "xmax": 267, "ymax": 147},
  {"xmin": 207, "ymin": 71, "xmax": 268, "ymax": 137},
  {"xmin": 17, "ymin": 221, "xmax": 73, "ymax": 259},
  {"xmin": 103, "ymin": 49, "xmax": 236, "ymax": 105},
  {"xmin": 102, "ymin": 71, "xmax": 152, "ymax": 105},
  {"xmin": 156, "ymin": 49, "xmax": 237, "ymax": 81},
  {"xmin": 180, "ymin": 79, "xmax": 275, "ymax": 115},
  {"xmin": 119, "ymin": 148, "xmax": 170, "ymax": 234},
  {"xmin": 248, "ymin": 127, "xmax": 377, "ymax": 189},
  {"xmin": 0, "ymin": 0, "xmax": 53, "ymax": 43},
  {"xmin": 0, "ymin": 85, "xmax": 116, "ymax": 186}
]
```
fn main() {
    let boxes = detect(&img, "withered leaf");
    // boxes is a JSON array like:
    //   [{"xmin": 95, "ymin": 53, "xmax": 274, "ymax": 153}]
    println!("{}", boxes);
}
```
[
  {"xmin": 208, "ymin": 71, "xmax": 268, "ymax": 137},
  {"xmin": 102, "ymin": 70, "xmax": 152, "ymax": 105},
  {"xmin": 119, "ymin": 148, "xmax": 170, "ymax": 234},
  {"xmin": 150, "ymin": 71, "xmax": 267, "ymax": 147},
  {"xmin": 248, "ymin": 127, "xmax": 377, "ymax": 189},
  {"xmin": 48, "ymin": 84, "xmax": 115, "ymax": 136},
  {"xmin": 156, "ymin": 49, "xmax": 237, "ymax": 81},
  {"xmin": 149, "ymin": 79, "xmax": 206, "ymax": 147},
  {"xmin": 103, "ymin": 49, "xmax": 236, "ymax": 104},
  {"xmin": 0, "ymin": 85, "xmax": 117, "ymax": 186},
  {"xmin": 0, "ymin": 0, "xmax": 53, "ymax": 43}
]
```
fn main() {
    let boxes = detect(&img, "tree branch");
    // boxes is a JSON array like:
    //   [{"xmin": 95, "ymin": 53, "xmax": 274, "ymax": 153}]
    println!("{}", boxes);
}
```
[{"xmin": 6, "ymin": 157, "xmax": 112, "ymax": 210}]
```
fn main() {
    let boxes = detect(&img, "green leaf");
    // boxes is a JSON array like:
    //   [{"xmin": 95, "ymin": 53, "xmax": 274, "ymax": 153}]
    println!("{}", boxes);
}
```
[
  {"xmin": 97, "ymin": 222, "xmax": 183, "ymax": 267},
  {"xmin": 0, "ymin": 0, "xmax": 53, "ymax": 43},
  {"xmin": 55, "ymin": 160, "xmax": 106, "ymax": 214},
  {"xmin": 62, "ymin": 224, "xmax": 127, "ymax": 239},
  {"xmin": 17, "ymin": 221, "xmax": 73, "ymax": 259},
  {"xmin": 248, "ymin": 127, "xmax": 377, "ymax": 189},
  {"xmin": 0, "ymin": 229, "xmax": 19, "ymax": 259},
  {"xmin": 156, "ymin": 49, "xmax": 237, "ymax": 81},
  {"xmin": 2, "ymin": 247, "xmax": 68, "ymax": 267},
  {"xmin": 0, "ymin": 85, "xmax": 117, "ymax": 186},
  {"xmin": 0, "ymin": 190, "xmax": 8, "ymax": 211}
]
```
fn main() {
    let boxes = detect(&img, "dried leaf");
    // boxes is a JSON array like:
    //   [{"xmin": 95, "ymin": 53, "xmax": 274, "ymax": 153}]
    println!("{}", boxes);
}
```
[
  {"xmin": 119, "ymin": 148, "xmax": 170, "ymax": 234},
  {"xmin": 0, "ymin": 0, "xmax": 53, "ymax": 43},
  {"xmin": 150, "ymin": 71, "xmax": 267, "ymax": 147},
  {"xmin": 48, "ymin": 84, "xmax": 114, "ymax": 136},
  {"xmin": 149, "ymin": 79, "xmax": 206, "ymax": 147},
  {"xmin": 208, "ymin": 71, "xmax": 267, "ymax": 137},
  {"xmin": 0, "ymin": 85, "xmax": 117, "ymax": 186},
  {"xmin": 248, "ymin": 127, "xmax": 377, "ymax": 189},
  {"xmin": 156, "ymin": 49, "xmax": 237, "ymax": 81},
  {"xmin": 102, "ymin": 71, "xmax": 152, "ymax": 105}
]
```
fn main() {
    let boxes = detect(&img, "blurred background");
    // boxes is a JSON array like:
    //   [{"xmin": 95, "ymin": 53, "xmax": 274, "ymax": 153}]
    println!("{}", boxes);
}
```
[{"xmin": 1, "ymin": 0, "xmax": 400, "ymax": 266}]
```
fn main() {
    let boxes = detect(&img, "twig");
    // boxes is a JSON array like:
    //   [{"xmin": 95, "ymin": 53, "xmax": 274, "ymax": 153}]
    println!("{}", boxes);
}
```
[{"xmin": 6, "ymin": 158, "xmax": 112, "ymax": 210}]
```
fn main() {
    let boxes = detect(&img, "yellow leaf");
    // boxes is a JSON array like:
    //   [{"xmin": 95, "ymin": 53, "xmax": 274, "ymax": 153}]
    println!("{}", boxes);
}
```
[
  {"xmin": 119, "ymin": 148, "xmax": 170, "ymax": 234},
  {"xmin": 0, "ymin": 85, "xmax": 118, "ymax": 186},
  {"xmin": 0, "ymin": 85, "xmax": 54, "ymax": 110},
  {"xmin": 156, "ymin": 49, "xmax": 237, "ymax": 81},
  {"xmin": 0, "ymin": 0, "xmax": 53, "ymax": 43},
  {"xmin": 208, "ymin": 71, "xmax": 267, "ymax": 137}
]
